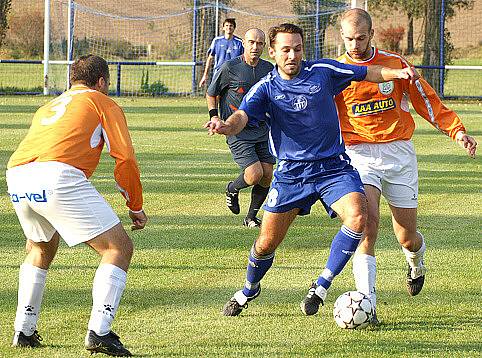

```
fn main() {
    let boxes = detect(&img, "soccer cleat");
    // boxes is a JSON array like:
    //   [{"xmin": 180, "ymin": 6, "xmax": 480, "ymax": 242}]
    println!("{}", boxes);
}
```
[
  {"xmin": 12, "ymin": 330, "xmax": 43, "ymax": 348},
  {"xmin": 225, "ymin": 182, "xmax": 240, "ymax": 214},
  {"xmin": 243, "ymin": 216, "xmax": 261, "ymax": 228},
  {"xmin": 406, "ymin": 263, "xmax": 427, "ymax": 296},
  {"xmin": 370, "ymin": 309, "xmax": 381, "ymax": 326},
  {"xmin": 300, "ymin": 282, "xmax": 325, "ymax": 316},
  {"xmin": 222, "ymin": 286, "xmax": 261, "ymax": 316},
  {"xmin": 85, "ymin": 330, "xmax": 132, "ymax": 357}
]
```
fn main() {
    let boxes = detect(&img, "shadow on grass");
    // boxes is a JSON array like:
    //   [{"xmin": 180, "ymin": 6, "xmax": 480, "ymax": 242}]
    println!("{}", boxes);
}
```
[
  {"xmin": 0, "ymin": 211, "xmax": 479, "ymax": 251},
  {"xmin": 89, "ymin": 153, "xmax": 480, "ymax": 195},
  {"xmin": 415, "ymin": 128, "xmax": 482, "ymax": 136},
  {"xmin": 123, "ymin": 106, "xmax": 203, "ymax": 115},
  {"xmin": 129, "ymin": 126, "xmax": 203, "ymax": 133},
  {"xmin": 417, "ymin": 153, "xmax": 482, "ymax": 165},
  {"xmin": 0, "ymin": 123, "xmax": 30, "ymax": 130},
  {"xmin": 0, "ymin": 105, "xmax": 41, "ymax": 114}
]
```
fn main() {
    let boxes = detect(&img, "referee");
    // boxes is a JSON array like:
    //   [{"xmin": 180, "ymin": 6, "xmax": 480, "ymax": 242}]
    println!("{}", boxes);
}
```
[{"xmin": 206, "ymin": 28, "xmax": 275, "ymax": 228}]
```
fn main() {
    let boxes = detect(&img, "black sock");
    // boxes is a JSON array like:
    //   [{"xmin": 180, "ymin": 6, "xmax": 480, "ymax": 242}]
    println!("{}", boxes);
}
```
[
  {"xmin": 247, "ymin": 184, "xmax": 270, "ymax": 219},
  {"xmin": 229, "ymin": 172, "xmax": 249, "ymax": 192}
]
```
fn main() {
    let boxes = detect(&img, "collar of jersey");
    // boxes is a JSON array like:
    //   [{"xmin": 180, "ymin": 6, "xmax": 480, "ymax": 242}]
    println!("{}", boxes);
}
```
[{"xmin": 70, "ymin": 84, "xmax": 90, "ymax": 90}]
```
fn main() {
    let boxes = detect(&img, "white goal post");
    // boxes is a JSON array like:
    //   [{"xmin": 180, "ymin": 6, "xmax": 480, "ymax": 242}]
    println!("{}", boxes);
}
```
[{"xmin": 43, "ymin": 0, "xmax": 349, "ymax": 96}]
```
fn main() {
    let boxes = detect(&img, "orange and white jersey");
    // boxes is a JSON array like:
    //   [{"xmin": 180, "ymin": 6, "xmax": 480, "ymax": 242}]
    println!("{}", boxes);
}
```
[
  {"xmin": 335, "ymin": 48, "xmax": 465, "ymax": 145},
  {"xmin": 7, "ymin": 84, "xmax": 143, "ymax": 211}
]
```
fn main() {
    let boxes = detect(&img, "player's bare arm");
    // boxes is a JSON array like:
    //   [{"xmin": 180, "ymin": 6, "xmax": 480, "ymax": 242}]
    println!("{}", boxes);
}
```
[
  {"xmin": 455, "ymin": 131, "xmax": 478, "ymax": 158},
  {"xmin": 199, "ymin": 55, "xmax": 214, "ymax": 87},
  {"xmin": 365, "ymin": 65, "xmax": 419, "ymax": 83},
  {"xmin": 206, "ymin": 93, "xmax": 219, "ymax": 119},
  {"xmin": 203, "ymin": 109, "xmax": 248, "ymax": 136}
]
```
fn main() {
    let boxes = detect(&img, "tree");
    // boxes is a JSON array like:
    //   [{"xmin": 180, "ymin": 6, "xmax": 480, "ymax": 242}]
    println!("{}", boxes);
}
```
[
  {"xmin": 0, "ymin": 0, "xmax": 11, "ymax": 48},
  {"xmin": 371, "ymin": 0, "xmax": 473, "ymax": 93},
  {"xmin": 290, "ymin": 0, "xmax": 346, "ymax": 59},
  {"xmin": 6, "ymin": 10, "xmax": 44, "ymax": 57},
  {"xmin": 422, "ymin": 0, "xmax": 473, "ymax": 92},
  {"xmin": 370, "ymin": 0, "xmax": 424, "ymax": 55}
]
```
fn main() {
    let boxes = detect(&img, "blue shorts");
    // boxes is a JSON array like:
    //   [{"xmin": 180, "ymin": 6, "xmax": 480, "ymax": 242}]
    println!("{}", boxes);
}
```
[{"xmin": 263, "ymin": 155, "xmax": 365, "ymax": 218}]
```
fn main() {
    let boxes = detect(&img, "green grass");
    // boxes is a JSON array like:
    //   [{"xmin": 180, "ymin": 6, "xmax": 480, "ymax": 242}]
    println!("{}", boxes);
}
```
[
  {"xmin": 0, "ymin": 63, "xmax": 196, "ymax": 94},
  {"xmin": 1, "ymin": 51, "xmax": 481, "ymax": 96},
  {"xmin": 0, "ymin": 96, "xmax": 481, "ymax": 357}
]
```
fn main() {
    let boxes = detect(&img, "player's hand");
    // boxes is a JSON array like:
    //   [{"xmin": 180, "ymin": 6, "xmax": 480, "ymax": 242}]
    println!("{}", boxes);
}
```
[
  {"xmin": 199, "ymin": 75, "xmax": 207, "ymax": 87},
  {"xmin": 456, "ymin": 133, "xmax": 477, "ymax": 158},
  {"xmin": 399, "ymin": 66, "xmax": 419, "ymax": 83},
  {"xmin": 129, "ymin": 209, "xmax": 148, "ymax": 231},
  {"xmin": 203, "ymin": 116, "xmax": 223, "ymax": 135}
]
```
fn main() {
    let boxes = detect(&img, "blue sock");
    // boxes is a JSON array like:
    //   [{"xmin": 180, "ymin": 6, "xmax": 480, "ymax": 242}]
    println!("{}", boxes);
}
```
[
  {"xmin": 316, "ymin": 225, "xmax": 362, "ymax": 290},
  {"xmin": 242, "ymin": 246, "xmax": 274, "ymax": 298}
]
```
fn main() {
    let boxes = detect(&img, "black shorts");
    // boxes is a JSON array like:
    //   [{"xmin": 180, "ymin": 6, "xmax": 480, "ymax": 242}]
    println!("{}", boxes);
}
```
[{"xmin": 228, "ymin": 139, "xmax": 276, "ymax": 170}]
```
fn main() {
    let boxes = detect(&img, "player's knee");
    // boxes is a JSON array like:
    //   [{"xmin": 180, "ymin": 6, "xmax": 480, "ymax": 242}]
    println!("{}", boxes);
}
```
[
  {"xmin": 104, "ymin": 231, "xmax": 133, "ymax": 262},
  {"xmin": 364, "ymin": 218, "xmax": 379, "ymax": 237},
  {"xmin": 245, "ymin": 170, "xmax": 263, "ymax": 185},
  {"xmin": 254, "ymin": 238, "xmax": 275, "ymax": 256},
  {"xmin": 397, "ymin": 232, "xmax": 419, "ymax": 250},
  {"xmin": 359, "ymin": 235, "xmax": 376, "ymax": 250},
  {"xmin": 345, "ymin": 211, "xmax": 367, "ymax": 233}
]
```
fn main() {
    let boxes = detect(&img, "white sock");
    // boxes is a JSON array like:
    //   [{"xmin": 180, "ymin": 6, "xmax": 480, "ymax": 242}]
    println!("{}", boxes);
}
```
[
  {"xmin": 352, "ymin": 254, "xmax": 377, "ymax": 308},
  {"xmin": 402, "ymin": 232, "xmax": 426, "ymax": 269},
  {"xmin": 88, "ymin": 263, "xmax": 127, "ymax": 336},
  {"xmin": 14, "ymin": 263, "xmax": 48, "ymax": 335}
]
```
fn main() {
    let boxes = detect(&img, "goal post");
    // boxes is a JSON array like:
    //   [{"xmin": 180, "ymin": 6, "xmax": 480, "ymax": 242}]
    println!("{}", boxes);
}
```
[{"xmin": 44, "ymin": 0, "xmax": 349, "ymax": 96}]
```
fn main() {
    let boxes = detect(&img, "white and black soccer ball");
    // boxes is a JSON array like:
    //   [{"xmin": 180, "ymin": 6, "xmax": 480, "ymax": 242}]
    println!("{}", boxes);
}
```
[{"xmin": 333, "ymin": 291, "xmax": 373, "ymax": 329}]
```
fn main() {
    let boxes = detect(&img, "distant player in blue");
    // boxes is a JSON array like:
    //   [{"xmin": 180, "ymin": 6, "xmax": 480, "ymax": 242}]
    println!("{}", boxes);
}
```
[
  {"xmin": 204, "ymin": 23, "xmax": 418, "ymax": 317},
  {"xmin": 199, "ymin": 18, "xmax": 244, "ymax": 87}
]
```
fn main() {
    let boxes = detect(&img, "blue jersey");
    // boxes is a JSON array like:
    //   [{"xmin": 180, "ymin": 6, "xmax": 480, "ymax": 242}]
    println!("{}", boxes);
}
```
[
  {"xmin": 239, "ymin": 59, "xmax": 367, "ymax": 161},
  {"xmin": 207, "ymin": 36, "xmax": 244, "ymax": 74}
]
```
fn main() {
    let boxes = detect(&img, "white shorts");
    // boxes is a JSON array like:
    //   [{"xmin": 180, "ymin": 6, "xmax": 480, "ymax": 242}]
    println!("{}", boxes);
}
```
[
  {"xmin": 345, "ymin": 140, "xmax": 418, "ymax": 208},
  {"xmin": 6, "ymin": 161, "xmax": 120, "ymax": 247}
]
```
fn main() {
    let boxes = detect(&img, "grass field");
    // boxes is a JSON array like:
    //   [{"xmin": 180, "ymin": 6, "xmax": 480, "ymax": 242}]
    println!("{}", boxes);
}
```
[
  {"xmin": 0, "ymin": 96, "xmax": 481, "ymax": 357},
  {"xmin": 1, "ymin": 57, "xmax": 481, "ymax": 96}
]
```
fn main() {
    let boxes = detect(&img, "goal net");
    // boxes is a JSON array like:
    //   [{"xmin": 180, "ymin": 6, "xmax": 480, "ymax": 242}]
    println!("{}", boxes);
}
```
[{"xmin": 46, "ymin": 0, "xmax": 348, "ymax": 96}]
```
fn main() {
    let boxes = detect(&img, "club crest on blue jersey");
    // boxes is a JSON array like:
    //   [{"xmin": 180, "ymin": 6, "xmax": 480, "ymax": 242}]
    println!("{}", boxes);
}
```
[
  {"xmin": 352, "ymin": 98, "xmax": 396, "ymax": 117},
  {"xmin": 292, "ymin": 95, "xmax": 308, "ymax": 111},
  {"xmin": 10, "ymin": 190, "xmax": 48, "ymax": 203}
]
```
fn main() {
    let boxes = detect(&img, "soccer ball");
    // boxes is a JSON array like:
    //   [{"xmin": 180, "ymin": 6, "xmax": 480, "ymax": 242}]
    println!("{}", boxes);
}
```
[{"xmin": 333, "ymin": 291, "xmax": 373, "ymax": 329}]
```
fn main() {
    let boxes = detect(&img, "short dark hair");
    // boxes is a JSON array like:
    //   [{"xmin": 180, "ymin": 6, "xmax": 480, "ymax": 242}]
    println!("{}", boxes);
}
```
[
  {"xmin": 268, "ymin": 23, "xmax": 304, "ymax": 47},
  {"xmin": 223, "ymin": 18, "xmax": 236, "ymax": 28},
  {"xmin": 69, "ymin": 54, "xmax": 109, "ymax": 87}
]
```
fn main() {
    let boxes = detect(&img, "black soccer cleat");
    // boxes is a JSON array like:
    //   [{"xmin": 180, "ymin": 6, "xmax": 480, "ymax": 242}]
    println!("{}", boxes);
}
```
[
  {"xmin": 370, "ymin": 309, "xmax": 381, "ymax": 326},
  {"xmin": 406, "ymin": 264, "xmax": 426, "ymax": 296},
  {"xmin": 300, "ymin": 282, "xmax": 325, "ymax": 316},
  {"xmin": 85, "ymin": 330, "xmax": 132, "ymax": 357},
  {"xmin": 12, "ymin": 330, "xmax": 43, "ymax": 348},
  {"xmin": 225, "ymin": 182, "xmax": 240, "ymax": 215},
  {"xmin": 222, "ymin": 286, "xmax": 261, "ymax": 316},
  {"xmin": 243, "ymin": 216, "xmax": 261, "ymax": 228},
  {"xmin": 222, "ymin": 298, "xmax": 247, "ymax": 317}
]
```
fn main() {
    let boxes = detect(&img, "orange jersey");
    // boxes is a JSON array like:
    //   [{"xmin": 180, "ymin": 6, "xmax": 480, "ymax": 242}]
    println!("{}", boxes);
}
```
[
  {"xmin": 335, "ymin": 48, "xmax": 465, "ymax": 145},
  {"xmin": 7, "ymin": 84, "xmax": 143, "ymax": 211}
]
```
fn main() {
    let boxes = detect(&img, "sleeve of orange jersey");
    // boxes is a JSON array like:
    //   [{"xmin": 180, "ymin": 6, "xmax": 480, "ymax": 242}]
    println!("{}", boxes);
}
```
[
  {"xmin": 100, "ymin": 103, "xmax": 144, "ymax": 212},
  {"xmin": 407, "ymin": 77, "xmax": 466, "ymax": 140}
]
